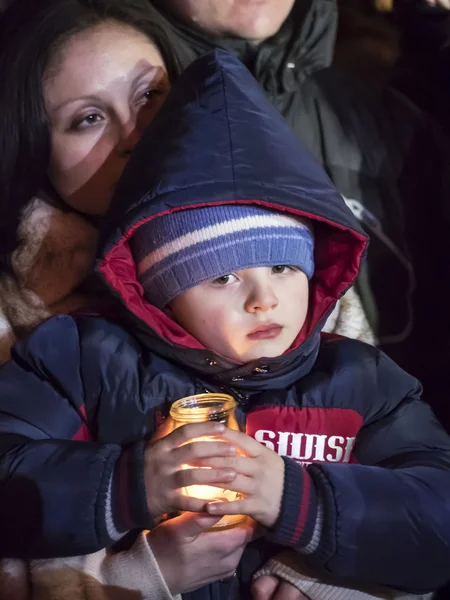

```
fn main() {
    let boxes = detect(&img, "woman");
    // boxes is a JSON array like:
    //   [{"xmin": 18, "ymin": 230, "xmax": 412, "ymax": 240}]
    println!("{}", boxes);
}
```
[
  {"xmin": 0, "ymin": 0, "xmax": 256, "ymax": 598},
  {"xmin": 0, "ymin": 0, "xmax": 190, "ymax": 363}
]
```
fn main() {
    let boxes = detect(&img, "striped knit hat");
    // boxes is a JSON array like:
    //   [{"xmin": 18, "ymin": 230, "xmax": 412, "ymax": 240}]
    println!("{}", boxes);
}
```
[{"xmin": 131, "ymin": 205, "xmax": 314, "ymax": 309}]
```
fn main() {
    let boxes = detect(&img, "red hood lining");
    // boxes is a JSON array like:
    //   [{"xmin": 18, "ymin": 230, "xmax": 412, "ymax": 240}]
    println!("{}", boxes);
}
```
[{"xmin": 99, "ymin": 200, "xmax": 367, "ymax": 356}]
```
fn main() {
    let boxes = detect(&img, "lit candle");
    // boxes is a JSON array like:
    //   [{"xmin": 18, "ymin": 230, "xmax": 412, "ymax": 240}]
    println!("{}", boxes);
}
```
[{"xmin": 169, "ymin": 394, "xmax": 245, "ymax": 529}]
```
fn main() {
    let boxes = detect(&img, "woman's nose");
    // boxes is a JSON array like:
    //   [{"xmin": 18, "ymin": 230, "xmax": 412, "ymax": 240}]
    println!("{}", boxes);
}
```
[
  {"xmin": 116, "ymin": 114, "xmax": 143, "ymax": 156},
  {"xmin": 244, "ymin": 284, "xmax": 279, "ymax": 313}
]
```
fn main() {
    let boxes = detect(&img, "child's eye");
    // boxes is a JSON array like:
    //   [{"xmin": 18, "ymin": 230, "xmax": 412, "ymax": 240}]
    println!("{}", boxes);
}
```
[
  {"xmin": 212, "ymin": 274, "xmax": 237, "ymax": 286},
  {"xmin": 272, "ymin": 265, "xmax": 289, "ymax": 274}
]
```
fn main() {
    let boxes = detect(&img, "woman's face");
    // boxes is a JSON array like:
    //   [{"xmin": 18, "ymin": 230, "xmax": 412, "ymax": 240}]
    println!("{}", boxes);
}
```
[{"xmin": 45, "ymin": 22, "xmax": 169, "ymax": 215}]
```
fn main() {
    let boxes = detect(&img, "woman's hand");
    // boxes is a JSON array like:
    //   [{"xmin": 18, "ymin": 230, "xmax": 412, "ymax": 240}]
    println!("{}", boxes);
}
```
[
  {"xmin": 252, "ymin": 575, "xmax": 309, "ymax": 600},
  {"xmin": 425, "ymin": 0, "xmax": 450, "ymax": 9},
  {"xmin": 144, "ymin": 422, "xmax": 237, "ymax": 516},
  {"xmin": 147, "ymin": 512, "xmax": 260, "ymax": 595}
]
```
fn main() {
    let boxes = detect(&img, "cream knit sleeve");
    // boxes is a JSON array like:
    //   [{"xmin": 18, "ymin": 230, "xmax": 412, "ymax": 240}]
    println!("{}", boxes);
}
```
[
  {"xmin": 0, "ymin": 532, "xmax": 180, "ymax": 600},
  {"xmin": 254, "ymin": 553, "xmax": 433, "ymax": 600}
]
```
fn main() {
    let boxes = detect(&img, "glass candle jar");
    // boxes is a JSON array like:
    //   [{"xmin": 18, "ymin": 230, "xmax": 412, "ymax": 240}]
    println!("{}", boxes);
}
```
[{"xmin": 169, "ymin": 393, "xmax": 245, "ymax": 529}]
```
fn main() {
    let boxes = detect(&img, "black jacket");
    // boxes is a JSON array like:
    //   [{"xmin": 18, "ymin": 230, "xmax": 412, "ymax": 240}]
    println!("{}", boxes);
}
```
[
  {"xmin": 391, "ymin": 0, "xmax": 450, "ymax": 130},
  {"xmin": 0, "ymin": 51, "xmax": 450, "ymax": 598},
  {"xmin": 152, "ymin": 0, "xmax": 450, "ymax": 426}
]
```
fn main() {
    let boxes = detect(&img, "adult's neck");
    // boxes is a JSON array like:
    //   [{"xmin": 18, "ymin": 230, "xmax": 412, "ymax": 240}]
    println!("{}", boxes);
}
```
[{"xmin": 153, "ymin": 1, "xmax": 280, "ymax": 46}]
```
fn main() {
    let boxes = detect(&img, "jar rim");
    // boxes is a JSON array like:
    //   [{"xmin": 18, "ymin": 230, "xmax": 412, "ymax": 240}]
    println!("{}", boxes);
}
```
[{"xmin": 170, "ymin": 393, "xmax": 236, "ymax": 421}]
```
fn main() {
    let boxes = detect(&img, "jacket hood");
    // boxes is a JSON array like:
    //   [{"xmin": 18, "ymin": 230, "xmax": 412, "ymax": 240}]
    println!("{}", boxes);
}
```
[
  {"xmin": 97, "ymin": 49, "xmax": 367, "ymax": 385},
  {"xmin": 154, "ymin": 0, "xmax": 337, "ymax": 94}
]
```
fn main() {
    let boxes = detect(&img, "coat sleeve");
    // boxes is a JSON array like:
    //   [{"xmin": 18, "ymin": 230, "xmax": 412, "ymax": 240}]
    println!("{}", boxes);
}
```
[
  {"xmin": 269, "ymin": 348, "xmax": 450, "ymax": 593},
  {"xmin": 0, "ymin": 316, "xmax": 154, "ymax": 559},
  {"xmin": 0, "ymin": 532, "xmax": 180, "ymax": 600}
]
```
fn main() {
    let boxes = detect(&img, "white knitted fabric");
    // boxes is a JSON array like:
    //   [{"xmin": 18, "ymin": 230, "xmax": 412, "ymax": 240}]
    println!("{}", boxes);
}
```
[
  {"xmin": 254, "ymin": 554, "xmax": 434, "ymax": 600},
  {"xmin": 0, "ymin": 532, "xmax": 179, "ymax": 600},
  {"xmin": 322, "ymin": 286, "xmax": 376, "ymax": 345}
]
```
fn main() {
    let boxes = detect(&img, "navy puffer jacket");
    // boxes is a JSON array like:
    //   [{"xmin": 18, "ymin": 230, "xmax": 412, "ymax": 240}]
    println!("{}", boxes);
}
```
[{"xmin": 0, "ymin": 51, "xmax": 450, "ymax": 598}]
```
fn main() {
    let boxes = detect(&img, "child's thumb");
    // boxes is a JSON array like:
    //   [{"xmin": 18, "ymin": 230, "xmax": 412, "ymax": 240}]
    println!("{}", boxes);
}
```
[{"xmin": 174, "ymin": 511, "xmax": 222, "ymax": 539}]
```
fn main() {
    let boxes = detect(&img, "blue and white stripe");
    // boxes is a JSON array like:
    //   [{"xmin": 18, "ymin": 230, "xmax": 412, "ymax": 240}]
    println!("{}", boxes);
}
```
[{"xmin": 131, "ymin": 205, "xmax": 314, "ymax": 308}]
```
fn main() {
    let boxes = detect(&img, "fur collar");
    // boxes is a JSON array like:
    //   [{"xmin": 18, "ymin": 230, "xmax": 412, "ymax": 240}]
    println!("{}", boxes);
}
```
[{"xmin": 0, "ymin": 198, "xmax": 101, "ymax": 364}]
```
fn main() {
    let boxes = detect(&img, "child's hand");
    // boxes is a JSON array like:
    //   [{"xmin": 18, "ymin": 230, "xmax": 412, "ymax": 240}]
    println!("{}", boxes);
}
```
[
  {"xmin": 144, "ymin": 422, "xmax": 237, "ymax": 517},
  {"xmin": 202, "ymin": 428, "xmax": 285, "ymax": 528}
]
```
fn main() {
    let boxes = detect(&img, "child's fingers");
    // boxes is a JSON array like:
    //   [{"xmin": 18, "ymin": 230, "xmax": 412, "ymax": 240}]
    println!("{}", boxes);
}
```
[
  {"xmin": 172, "ymin": 440, "xmax": 236, "ymax": 465},
  {"xmin": 228, "ymin": 474, "xmax": 256, "ymax": 495},
  {"xmin": 192, "ymin": 455, "xmax": 254, "ymax": 475},
  {"xmin": 206, "ymin": 498, "xmax": 250, "ymax": 516},
  {"xmin": 212, "ymin": 474, "xmax": 254, "ymax": 495},
  {"xmin": 163, "ymin": 422, "xmax": 225, "ymax": 449},
  {"xmin": 219, "ymin": 428, "xmax": 262, "ymax": 457},
  {"xmin": 175, "ymin": 495, "xmax": 211, "ymax": 513},
  {"xmin": 174, "ymin": 467, "xmax": 236, "ymax": 489}
]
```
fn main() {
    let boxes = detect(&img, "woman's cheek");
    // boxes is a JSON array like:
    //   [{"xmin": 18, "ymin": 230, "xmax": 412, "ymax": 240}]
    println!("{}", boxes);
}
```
[
  {"xmin": 49, "ymin": 131, "xmax": 117, "ymax": 201},
  {"xmin": 51, "ymin": 129, "xmax": 108, "ymax": 174}
]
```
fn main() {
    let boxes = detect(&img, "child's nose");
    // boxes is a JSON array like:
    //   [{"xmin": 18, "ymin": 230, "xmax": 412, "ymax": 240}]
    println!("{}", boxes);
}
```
[{"xmin": 245, "ymin": 284, "xmax": 279, "ymax": 313}]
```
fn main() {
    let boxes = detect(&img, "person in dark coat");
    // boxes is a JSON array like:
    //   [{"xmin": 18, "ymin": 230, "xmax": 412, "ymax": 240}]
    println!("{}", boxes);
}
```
[
  {"xmin": 0, "ymin": 50, "xmax": 450, "ymax": 599},
  {"xmin": 150, "ymin": 0, "xmax": 450, "ymax": 431}
]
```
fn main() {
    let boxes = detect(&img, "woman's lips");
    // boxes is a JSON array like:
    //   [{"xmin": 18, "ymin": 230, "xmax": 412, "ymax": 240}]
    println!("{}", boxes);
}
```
[{"xmin": 247, "ymin": 324, "xmax": 283, "ymax": 340}]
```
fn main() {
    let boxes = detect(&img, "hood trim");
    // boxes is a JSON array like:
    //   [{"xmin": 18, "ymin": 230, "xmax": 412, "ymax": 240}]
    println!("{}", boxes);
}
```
[{"xmin": 98, "ymin": 199, "xmax": 367, "ymax": 379}]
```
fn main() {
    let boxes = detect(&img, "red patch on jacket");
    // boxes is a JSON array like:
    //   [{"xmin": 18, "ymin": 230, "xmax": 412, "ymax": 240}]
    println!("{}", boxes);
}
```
[{"xmin": 246, "ymin": 407, "xmax": 362, "ymax": 466}]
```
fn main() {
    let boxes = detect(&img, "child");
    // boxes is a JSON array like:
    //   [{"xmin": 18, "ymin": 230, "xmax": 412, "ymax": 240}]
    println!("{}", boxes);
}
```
[{"xmin": 0, "ymin": 49, "xmax": 450, "ymax": 600}]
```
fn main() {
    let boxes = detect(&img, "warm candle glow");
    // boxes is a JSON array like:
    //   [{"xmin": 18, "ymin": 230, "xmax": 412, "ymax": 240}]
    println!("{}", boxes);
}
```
[
  {"xmin": 169, "ymin": 394, "xmax": 246, "ymax": 529},
  {"xmin": 183, "ymin": 480, "xmax": 237, "ymax": 502}
]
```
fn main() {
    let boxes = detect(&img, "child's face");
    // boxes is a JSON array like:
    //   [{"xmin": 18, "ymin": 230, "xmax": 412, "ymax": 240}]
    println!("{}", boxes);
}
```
[{"xmin": 169, "ymin": 265, "xmax": 309, "ymax": 363}]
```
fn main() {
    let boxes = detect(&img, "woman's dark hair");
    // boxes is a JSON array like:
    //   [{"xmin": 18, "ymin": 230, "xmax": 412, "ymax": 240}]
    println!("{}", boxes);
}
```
[{"xmin": 0, "ymin": 0, "xmax": 189, "ymax": 271}]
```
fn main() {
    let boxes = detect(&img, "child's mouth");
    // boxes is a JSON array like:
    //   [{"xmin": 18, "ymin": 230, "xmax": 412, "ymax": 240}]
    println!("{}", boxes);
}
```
[{"xmin": 247, "ymin": 324, "xmax": 283, "ymax": 340}]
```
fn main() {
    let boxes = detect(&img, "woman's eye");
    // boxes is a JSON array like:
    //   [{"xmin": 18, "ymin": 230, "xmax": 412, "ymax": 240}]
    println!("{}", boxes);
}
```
[
  {"xmin": 71, "ymin": 113, "xmax": 104, "ymax": 130},
  {"xmin": 139, "ymin": 88, "xmax": 165, "ymax": 106},
  {"xmin": 212, "ymin": 274, "xmax": 236, "ymax": 286}
]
